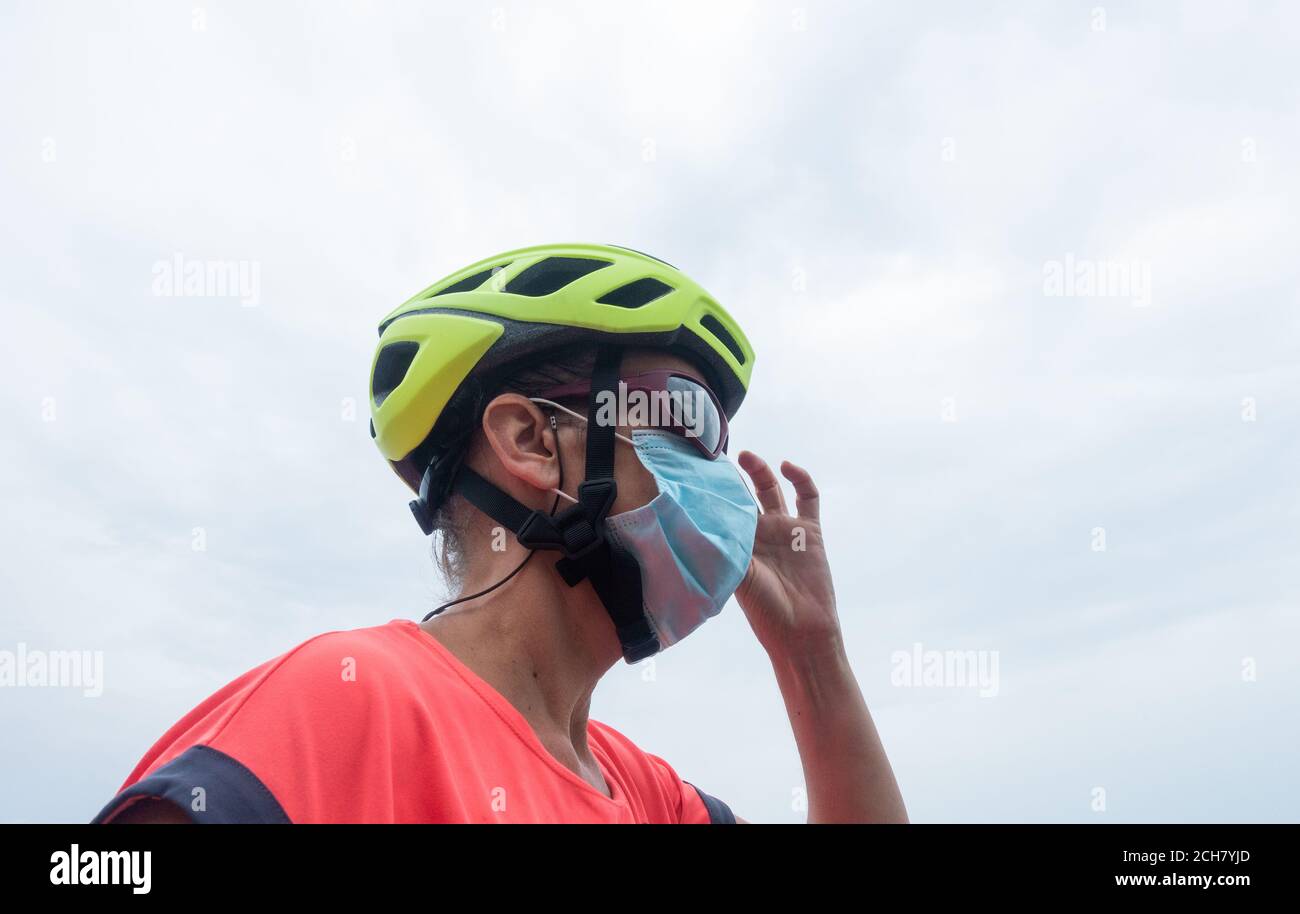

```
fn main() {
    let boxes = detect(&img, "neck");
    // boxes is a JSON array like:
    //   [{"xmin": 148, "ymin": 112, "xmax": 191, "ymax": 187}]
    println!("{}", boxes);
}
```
[{"xmin": 418, "ymin": 544, "xmax": 622, "ymax": 753}]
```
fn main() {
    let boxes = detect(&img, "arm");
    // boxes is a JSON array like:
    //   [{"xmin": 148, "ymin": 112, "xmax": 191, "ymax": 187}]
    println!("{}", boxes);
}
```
[
  {"xmin": 735, "ymin": 453, "xmax": 908, "ymax": 824},
  {"xmin": 769, "ymin": 635, "xmax": 907, "ymax": 823}
]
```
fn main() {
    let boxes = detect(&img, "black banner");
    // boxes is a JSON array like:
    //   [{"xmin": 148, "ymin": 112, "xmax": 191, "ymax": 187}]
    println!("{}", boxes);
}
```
[{"xmin": 1, "ymin": 824, "xmax": 1284, "ymax": 898}]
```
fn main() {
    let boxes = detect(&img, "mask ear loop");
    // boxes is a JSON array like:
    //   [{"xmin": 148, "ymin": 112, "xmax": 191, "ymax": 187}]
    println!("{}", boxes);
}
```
[{"xmin": 545, "ymin": 412, "xmax": 579, "ymax": 505}]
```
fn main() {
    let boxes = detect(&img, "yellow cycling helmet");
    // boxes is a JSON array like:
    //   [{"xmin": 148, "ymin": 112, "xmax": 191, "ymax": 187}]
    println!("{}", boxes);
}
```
[{"xmin": 369, "ymin": 242, "xmax": 755, "ymax": 501}]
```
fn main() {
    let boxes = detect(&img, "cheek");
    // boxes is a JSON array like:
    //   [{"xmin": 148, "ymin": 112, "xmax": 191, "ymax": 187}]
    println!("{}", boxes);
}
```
[{"xmin": 611, "ymin": 442, "xmax": 658, "ymax": 514}]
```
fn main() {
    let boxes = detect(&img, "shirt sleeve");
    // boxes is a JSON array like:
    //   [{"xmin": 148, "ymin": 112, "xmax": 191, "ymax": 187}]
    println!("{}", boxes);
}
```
[
  {"xmin": 645, "ymin": 752, "xmax": 737, "ymax": 825},
  {"xmin": 94, "ymin": 629, "xmax": 396, "ymax": 824},
  {"xmin": 92, "ymin": 744, "xmax": 291, "ymax": 824}
]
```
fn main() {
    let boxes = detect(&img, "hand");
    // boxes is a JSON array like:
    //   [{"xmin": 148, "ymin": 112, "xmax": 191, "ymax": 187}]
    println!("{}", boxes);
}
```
[{"xmin": 734, "ymin": 452, "xmax": 842, "ymax": 660}]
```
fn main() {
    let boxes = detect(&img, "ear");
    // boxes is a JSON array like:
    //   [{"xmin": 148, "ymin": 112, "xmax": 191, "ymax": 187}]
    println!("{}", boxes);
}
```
[{"xmin": 478, "ymin": 393, "xmax": 561, "ymax": 499}]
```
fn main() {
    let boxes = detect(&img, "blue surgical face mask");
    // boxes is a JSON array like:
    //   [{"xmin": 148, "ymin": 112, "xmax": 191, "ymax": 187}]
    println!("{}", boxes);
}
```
[{"xmin": 603, "ymin": 430, "xmax": 760, "ymax": 655}]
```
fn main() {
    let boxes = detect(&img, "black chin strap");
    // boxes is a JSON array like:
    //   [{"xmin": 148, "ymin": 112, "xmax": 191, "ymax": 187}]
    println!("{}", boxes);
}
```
[{"xmin": 447, "ymin": 346, "xmax": 659, "ymax": 662}]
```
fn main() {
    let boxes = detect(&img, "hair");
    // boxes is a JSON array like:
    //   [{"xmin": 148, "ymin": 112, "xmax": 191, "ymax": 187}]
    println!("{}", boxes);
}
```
[{"xmin": 428, "ymin": 343, "xmax": 598, "ymax": 594}]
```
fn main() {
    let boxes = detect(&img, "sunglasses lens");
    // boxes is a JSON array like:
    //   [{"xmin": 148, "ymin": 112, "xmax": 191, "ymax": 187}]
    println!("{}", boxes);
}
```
[{"xmin": 665, "ymin": 375, "xmax": 723, "ymax": 455}]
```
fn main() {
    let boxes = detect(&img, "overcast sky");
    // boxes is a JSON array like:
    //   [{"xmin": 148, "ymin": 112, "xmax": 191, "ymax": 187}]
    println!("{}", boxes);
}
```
[{"xmin": 2, "ymin": 1, "xmax": 1297, "ymax": 823}]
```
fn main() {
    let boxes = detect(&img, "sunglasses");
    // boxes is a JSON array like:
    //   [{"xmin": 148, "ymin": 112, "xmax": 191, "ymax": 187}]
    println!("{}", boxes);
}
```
[{"xmin": 533, "ymin": 369, "xmax": 730, "ymax": 460}]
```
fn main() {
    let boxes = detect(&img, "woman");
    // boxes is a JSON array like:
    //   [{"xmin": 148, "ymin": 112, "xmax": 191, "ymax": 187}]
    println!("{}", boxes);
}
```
[{"xmin": 94, "ymin": 243, "xmax": 907, "ymax": 824}]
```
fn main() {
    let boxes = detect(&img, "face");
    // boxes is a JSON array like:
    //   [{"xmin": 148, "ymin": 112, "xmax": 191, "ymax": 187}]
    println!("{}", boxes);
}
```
[
  {"xmin": 552, "ymin": 348, "xmax": 710, "ymax": 516},
  {"xmin": 475, "ymin": 348, "xmax": 722, "ymax": 519}
]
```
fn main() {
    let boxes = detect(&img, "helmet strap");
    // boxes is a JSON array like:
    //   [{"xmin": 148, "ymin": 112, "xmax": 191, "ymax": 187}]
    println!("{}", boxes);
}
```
[{"xmin": 441, "ymin": 345, "xmax": 659, "ymax": 662}]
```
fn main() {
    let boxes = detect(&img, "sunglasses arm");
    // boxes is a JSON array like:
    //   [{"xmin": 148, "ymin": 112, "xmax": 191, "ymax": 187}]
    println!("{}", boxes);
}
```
[{"xmin": 528, "ymin": 398, "xmax": 637, "ymax": 447}]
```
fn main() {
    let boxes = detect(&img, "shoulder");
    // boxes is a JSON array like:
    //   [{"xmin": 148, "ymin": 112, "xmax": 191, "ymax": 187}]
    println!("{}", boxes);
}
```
[
  {"xmin": 95, "ymin": 620, "xmax": 442, "ymax": 824},
  {"xmin": 587, "ymin": 719, "xmax": 737, "ymax": 825},
  {"xmin": 272, "ymin": 618, "xmax": 428, "ymax": 671},
  {"xmin": 201, "ymin": 620, "xmax": 442, "ymax": 757},
  {"xmin": 202, "ymin": 621, "xmax": 428, "ymax": 734},
  {"xmin": 237, "ymin": 620, "xmax": 425, "ymax": 695}
]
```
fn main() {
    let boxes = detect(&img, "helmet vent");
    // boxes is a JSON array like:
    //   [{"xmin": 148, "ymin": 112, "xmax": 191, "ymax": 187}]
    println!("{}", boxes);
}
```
[
  {"xmin": 700, "ymin": 313, "xmax": 746, "ymax": 365},
  {"xmin": 372, "ymin": 341, "xmax": 420, "ymax": 407},
  {"xmin": 504, "ymin": 257, "xmax": 612, "ymax": 297},
  {"xmin": 597, "ymin": 277, "xmax": 674, "ymax": 309},
  {"xmin": 429, "ymin": 265, "xmax": 508, "ymax": 298}
]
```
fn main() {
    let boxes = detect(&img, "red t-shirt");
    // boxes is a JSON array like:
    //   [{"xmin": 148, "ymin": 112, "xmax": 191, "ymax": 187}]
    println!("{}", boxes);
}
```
[{"xmin": 93, "ymin": 619, "xmax": 734, "ymax": 824}]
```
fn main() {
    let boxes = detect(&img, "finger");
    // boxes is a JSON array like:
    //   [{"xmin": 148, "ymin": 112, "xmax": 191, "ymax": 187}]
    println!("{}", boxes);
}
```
[
  {"xmin": 738, "ymin": 450, "xmax": 789, "ymax": 515},
  {"xmin": 780, "ymin": 460, "xmax": 821, "ymax": 522}
]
